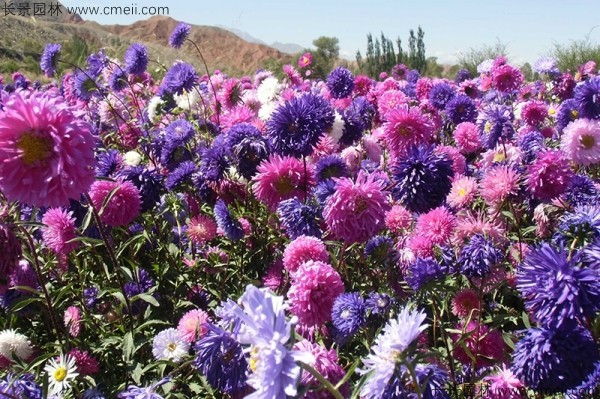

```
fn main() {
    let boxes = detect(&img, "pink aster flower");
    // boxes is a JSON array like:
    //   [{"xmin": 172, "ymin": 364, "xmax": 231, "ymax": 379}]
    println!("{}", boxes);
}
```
[
  {"xmin": 415, "ymin": 77, "xmax": 433, "ymax": 100},
  {"xmin": 520, "ymin": 100, "xmax": 548, "ymax": 127},
  {"xmin": 187, "ymin": 215, "xmax": 217, "ymax": 245},
  {"xmin": 88, "ymin": 179, "xmax": 141, "ymax": 226},
  {"xmin": 283, "ymin": 235, "xmax": 329, "ymax": 273},
  {"xmin": 262, "ymin": 260, "xmax": 285, "ymax": 291},
  {"xmin": 491, "ymin": 63, "xmax": 523, "ymax": 93},
  {"xmin": 252, "ymin": 155, "xmax": 315, "ymax": 210},
  {"xmin": 177, "ymin": 309, "xmax": 210, "ymax": 343},
  {"xmin": 298, "ymin": 52, "xmax": 313, "ymax": 68},
  {"xmin": 220, "ymin": 105, "xmax": 255, "ymax": 130},
  {"xmin": 41, "ymin": 208, "xmax": 78, "ymax": 255},
  {"xmin": 435, "ymin": 145, "xmax": 466, "ymax": 175},
  {"xmin": 526, "ymin": 149, "xmax": 573, "ymax": 201},
  {"xmin": 453, "ymin": 122, "xmax": 482, "ymax": 154},
  {"xmin": 483, "ymin": 366, "xmax": 524, "ymax": 399},
  {"xmin": 293, "ymin": 339, "xmax": 348, "ymax": 399},
  {"xmin": 323, "ymin": 171, "xmax": 390, "ymax": 244},
  {"xmin": 64, "ymin": 306, "xmax": 82, "ymax": 337},
  {"xmin": 451, "ymin": 288, "xmax": 480, "ymax": 318},
  {"xmin": 561, "ymin": 118, "xmax": 600, "ymax": 166},
  {"xmin": 453, "ymin": 321, "xmax": 505, "ymax": 369},
  {"xmin": 479, "ymin": 165, "xmax": 520, "ymax": 206},
  {"xmin": 0, "ymin": 90, "xmax": 96, "ymax": 207},
  {"xmin": 406, "ymin": 234, "xmax": 434, "ymax": 258},
  {"xmin": 288, "ymin": 260, "xmax": 344, "ymax": 327},
  {"xmin": 67, "ymin": 348, "xmax": 100, "ymax": 376},
  {"xmin": 447, "ymin": 176, "xmax": 478, "ymax": 209},
  {"xmin": 452, "ymin": 211, "xmax": 506, "ymax": 245},
  {"xmin": 377, "ymin": 90, "xmax": 409, "ymax": 118},
  {"xmin": 414, "ymin": 206, "xmax": 456, "ymax": 246},
  {"xmin": 385, "ymin": 204, "xmax": 413, "ymax": 233},
  {"xmin": 382, "ymin": 104, "xmax": 434, "ymax": 155}
]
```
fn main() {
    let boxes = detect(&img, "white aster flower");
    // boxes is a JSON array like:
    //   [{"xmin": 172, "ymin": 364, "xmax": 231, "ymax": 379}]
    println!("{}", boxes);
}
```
[
  {"xmin": 147, "ymin": 96, "xmax": 165, "ymax": 122},
  {"xmin": 327, "ymin": 111, "xmax": 344, "ymax": 145},
  {"xmin": 256, "ymin": 76, "xmax": 281, "ymax": 104},
  {"xmin": 152, "ymin": 328, "xmax": 190, "ymax": 363},
  {"xmin": 123, "ymin": 151, "xmax": 142, "ymax": 166},
  {"xmin": 0, "ymin": 329, "xmax": 33, "ymax": 361}
]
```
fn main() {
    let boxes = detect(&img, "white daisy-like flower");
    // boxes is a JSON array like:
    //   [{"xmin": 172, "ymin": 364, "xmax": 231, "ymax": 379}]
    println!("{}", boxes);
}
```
[
  {"xmin": 44, "ymin": 354, "xmax": 79, "ymax": 396},
  {"xmin": 327, "ymin": 111, "xmax": 344, "ymax": 145},
  {"xmin": 258, "ymin": 101, "xmax": 278, "ymax": 121},
  {"xmin": 174, "ymin": 89, "xmax": 201, "ymax": 111},
  {"xmin": 0, "ymin": 329, "xmax": 33, "ymax": 361},
  {"xmin": 123, "ymin": 151, "xmax": 142, "ymax": 166},
  {"xmin": 152, "ymin": 328, "xmax": 190, "ymax": 363},
  {"xmin": 256, "ymin": 76, "xmax": 281, "ymax": 104},
  {"xmin": 147, "ymin": 96, "xmax": 165, "ymax": 122}
]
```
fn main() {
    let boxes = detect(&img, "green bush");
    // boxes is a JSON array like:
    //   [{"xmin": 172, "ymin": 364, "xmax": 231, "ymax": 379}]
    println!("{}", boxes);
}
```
[{"xmin": 552, "ymin": 36, "xmax": 600, "ymax": 72}]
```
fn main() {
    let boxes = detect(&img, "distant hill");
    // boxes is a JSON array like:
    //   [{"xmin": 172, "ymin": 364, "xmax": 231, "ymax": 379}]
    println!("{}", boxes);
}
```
[
  {"xmin": 0, "ymin": 10, "xmax": 293, "ymax": 78},
  {"xmin": 218, "ymin": 25, "xmax": 305, "ymax": 55}
]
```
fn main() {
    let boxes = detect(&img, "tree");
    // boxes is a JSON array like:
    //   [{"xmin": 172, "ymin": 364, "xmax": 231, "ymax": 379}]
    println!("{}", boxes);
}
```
[
  {"xmin": 457, "ymin": 40, "xmax": 508, "ymax": 76},
  {"xmin": 311, "ymin": 36, "xmax": 340, "ymax": 79}
]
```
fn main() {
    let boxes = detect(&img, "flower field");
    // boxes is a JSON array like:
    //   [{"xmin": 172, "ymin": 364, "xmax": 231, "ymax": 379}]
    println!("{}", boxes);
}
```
[{"xmin": 1, "ymin": 21, "xmax": 600, "ymax": 399}]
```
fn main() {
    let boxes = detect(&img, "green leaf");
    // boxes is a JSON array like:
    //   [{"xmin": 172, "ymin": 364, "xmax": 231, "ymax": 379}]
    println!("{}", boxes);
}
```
[
  {"xmin": 123, "ymin": 331, "xmax": 134, "ymax": 363},
  {"xmin": 135, "ymin": 293, "xmax": 160, "ymax": 307}
]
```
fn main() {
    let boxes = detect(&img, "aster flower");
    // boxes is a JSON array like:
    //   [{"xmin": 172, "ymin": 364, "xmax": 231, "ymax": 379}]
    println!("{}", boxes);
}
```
[
  {"xmin": 364, "ymin": 235, "xmax": 394, "ymax": 261},
  {"xmin": 165, "ymin": 161, "xmax": 197, "ymax": 190},
  {"xmin": 0, "ymin": 373, "xmax": 43, "ymax": 399},
  {"xmin": 169, "ymin": 22, "xmax": 191, "ymax": 48},
  {"xmin": 288, "ymin": 260, "xmax": 344, "ymax": 327},
  {"xmin": 479, "ymin": 165, "xmax": 520, "ymax": 206},
  {"xmin": 391, "ymin": 145, "xmax": 454, "ymax": 213},
  {"xmin": 0, "ymin": 329, "xmax": 32, "ymax": 361},
  {"xmin": 96, "ymin": 149, "xmax": 123, "ymax": 178},
  {"xmin": 266, "ymin": 93, "xmax": 334, "ymax": 157},
  {"xmin": 574, "ymin": 76, "xmax": 600, "ymax": 120},
  {"xmin": 382, "ymin": 104, "xmax": 435, "ymax": 155},
  {"xmin": 406, "ymin": 257, "xmax": 446, "ymax": 291},
  {"xmin": 511, "ymin": 326, "xmax": 599, "ymax": 393},
  {"xmin": 323, "ymin": 171, "xmax": 390, "ymax": 244},
  {"xmin": 527, "ymin": 149, "xmax": 574, "ymax": 202},
  {"xmin": 67, "ymin": 348, "xmax": 100, "ymax": 376},
  {"xmin": 331, "ymin": 292, "xmax": 367, "ymax": 339},
  {"xmin": 293, "ymin": 340, "xmax": 347, "ymax": 398},
  {"xmin": 492, "ymin": 63, "xmax": 524, "ymax": 93},
  {"xmin": 453, "ymin": 122, "xmax": 482, "ymax": 154},
  {"xmin": 89, "ymin": 179, "xmax": 141, "ymax": 227},
  {"xmin": 327, "ymin": 67, "xmax": 355, "ymax": 99},
  {"xmin": 445, "ymin": 94, "xmax": 477, "ymax": 124},
  {"xmin": 159, "ymin": 62, "xmax": 198, "ymax": 96},
  {"xmin": 44, "ymin": 354, "xmax": 79, "ymax": 396},
  {"xmin": 40, "ymin": 43, "xmax": 61, "ymax": 77},
  {"xmin": 561, "ymin": 118, "xmax": 600, "ymax": 165},
  {"xmin": 314, "ymin": 154, "xmax": 349, "ymax": 182},
  {"xmin": 458, "ymin": 234, "xmax": 504, "ymax": 278},
  {"xmin": 177, "ymin": 309, "xmax": 210, "ymax": 343},
  {"xmin": 118, "ymin": 166, "xmax": 164, "ymax": 212},
  {"xmin": 447, "ymin": 175, "xmax": 478, "ymax": 209},
  {"xmin": 521, "ymin": 100, "xmax": 548, "ymax": 127},
  {"xmin": 428, "ymin": 82, "xmax": 456, "ymax": 110},
  {"xmin": 282, "ymin": 235, "xmax": 329, "ymax": 273},
  {"xmin": 152, "ymin": 328, "xmax": 190, "ymax": 363},
  {"xmin": 277, "ymin": 197, "xmax": 321, "ymax": 239},
  {"xmin": 252, "ymin": 155, "xmax": 314, "ymax": 210},
  {"xmin": 64, "ymin": 306, "xmax": 82, "ymax": 337},
  {"xmin": 123, "ymin": 43, "xmax": 148, "ymax": 75},
  {"xmin": 557, "ymin": 98, "xmax": 580, "ymax": 132},
  {"xmin": 0, "ymin": 90, "xmax": 96, "ymax": 207},
  {"xmin": 226, "ymin": 123, "xmax": 270, "ymax": 179},
  {"xmin": 414, "ymin": 206, "xmax": 456, "ymax": 246},
  {"xmin": 118, "ymin": 377, "xmax": 170, "ymax": 399},
  {"xmin": 565, "ymin": 174, "xmax": 599, "ymax": 207},
  {"xmin": 534, "ymin": 56, "xmax": 560, "ymax": 76},
  {"xmin": 365, "ymin": 292, "xmax": 393, "ymax": 316},
  {"xmin": 213, "ymin": 199, "xmax": 243, "ymax": 241},
  {"xmin": 187, "ymin": 214, "xmax": 217, "ymax": 245},
  {"xmin": 453, "ymin": 321, "xmax": 505, "ymax": 369},
  {"xmin": 517, "ymin": 243, "xmax": 600, "ymax": 329},
  {"xmin": 477, "ymin": 103, "xmax": 515, "ymax": 149},
  {"xmin": 358, "ymin": 306, "xmax": 428, "ymax": 399},
  {"xmin": 41, "ymin": 208, "xmax": 78, "ymax": 255},
  {"xmin": 451, "ymin": 288, "xmax": 481, "ymax": 318}
]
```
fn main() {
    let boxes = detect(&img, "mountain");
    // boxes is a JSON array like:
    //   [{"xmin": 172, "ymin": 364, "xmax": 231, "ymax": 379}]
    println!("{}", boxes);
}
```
[
  {"xmin": 271, "ymin": 41, "xmax": 304, "ymax": 55},
  {"xmin": 0, "ymin": 11, "xmax": 293, "ymax": 77},
  {"xmin": 218, "ymin": 26, "xmax": 305, "ymax": 55}
]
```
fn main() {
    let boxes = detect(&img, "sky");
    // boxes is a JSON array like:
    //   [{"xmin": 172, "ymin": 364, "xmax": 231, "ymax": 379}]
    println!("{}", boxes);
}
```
[{"xmin": 60, "ymin": 0, "xmax": 600, "ymax": 65}]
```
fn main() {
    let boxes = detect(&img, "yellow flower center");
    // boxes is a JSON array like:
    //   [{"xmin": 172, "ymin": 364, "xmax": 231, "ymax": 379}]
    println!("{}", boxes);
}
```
[
  {"xmin": 249, "ymin": 346, "xmax": 260, "ymax": 372},
  {"xmin": 53, "ymin": 367, "xmax": 67, "ymax": 382},
  {"xmin": 458, "ymin": 188, "xmax": 467, "ymax": 197},
  {"xmin": 17, "ymin": 132, "xmax": 53, "ymax": 166},
  {"xmin": 493, "ymin": 152, "xmax": 506, "ymax": 162},
  {"xmin": 580, "ymin": 134, "xmax": 596, "ymax": 150},
  {"xmin": 548, "ymin": 108, "xmax": 556, "ymax": 116},
  {"xmin": 484, "ymin": 121, "xmax": 492, "ymax": 133},
  {"xmin": 167, "ymin": 342, "xmax": 177, "ymax": 352},
  {"xmin": 397, "ymin": 126, "xmax": 411, "ymax": 137},
  {"xmin": 571, "ymin": 109, "xmax": 579, "ymax": 119}
]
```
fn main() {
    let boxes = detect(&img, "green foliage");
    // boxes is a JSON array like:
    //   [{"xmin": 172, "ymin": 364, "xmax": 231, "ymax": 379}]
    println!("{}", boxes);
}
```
[
  {"xmin": 356, "ymin": 27, "xmax": 426, "ymax": 78},
  {"xmin": 261, "ymin": 56, "xmax": 287, "ymax": 79},
  {"xmin": 310, "ymin": 36, "xmax": 340, "ymax": 79},
  {"xmin": 551, "ymin": 35, "xmax": 600, "ymax": 72},
  {"xmin": 457, "ymin": 40, "xmax": 508, "ymax": 76},
  {"xmin": 62, "ymin": 35, "xmax": 91, "ymax": 67}
]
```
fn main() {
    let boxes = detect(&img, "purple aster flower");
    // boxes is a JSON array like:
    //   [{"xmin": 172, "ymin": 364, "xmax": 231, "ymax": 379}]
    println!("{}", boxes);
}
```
[
  {"xmin": 312, "ymin": 179, "xmax": 337, "ymax": 207},
  {"xmin": 83, "ymin": 286, "xmax": 99, "ymax": 309},
  {"xmin": 415, "ymin": 363, "xmax": 450, "ymax": 399},
  {"xmin": 511, "ymin": 326, "xmax": 599, "ymax": 393},
  {"xmin": 558, "ymin": 205, "xmax": 600, "ymax": 241},
  {"xmin": 214, "ymin": 199, "xmax": 244, "ymax": 241},
  {"xmin": 458, "ymin": 234, "xmax": 503, "ymax": 278},
  {"xmin": 518, "ymin": 130, "xmax": 545, "ymax": 163},
  {"xmin": 86, "ymin": 49, "xmax": 108, "ymax": 78},
  {"xmin": 575, "ymin": 76, "xmax": 600, "ymax": 120},
  {"xmin": 517, "ymin": 243, "xmax": 600, "ymax": 329},
  {"xmin": 199, "ymin": 138, "xmax": 230, "ymax": 182},
  {"xmin": 123, "ymin": 43, "xmax": 148, "ymax": 76},
  {"xmin": 266, "ymin": 93, "xmax": 334, "ymax": 157},
  {"xmin": 108, "ymin": 68, "xmax": 128, "ymax": 92},
  {"xmin": 96, "ymin": 150, "xmax": 123, "ymax": 178},
  {"xmin": 315, "ymin": 154, "xmax": 349, "ymax": 182},
  {"xmin": 160, "ymin": 119, "xmax": 196, "ymax": 169},
  {"xmin": 554, "ymin": 72, "xmax": 576, "ymax": 101},
  {"xmin": 406, "ymin": 69, "xmax": 420, "ymax": 84},
  {"xmin": 277, "ymin": 197, "xmax": 322, "ymax": 239},
  {"xmin": 565, "ymin": 175, "xmax": 599, "ymax": 207},
  {"xmin": 391, "ymin": 145, "xmax": 454, "ymax": 213},
  {"xmin": 327, "ymin": 66, "xmax": 355, "ymax": 99},
  {"xmin": 365, "ymin": 292, "xmax": 392, "ymax": 316},
  {"xmin": 407, "ymin": 257, "xmax": 447, "ymax": 291},
  {"xmin": 226, "ymin": 123, "xmax": 270, "ymax": 179},
  {"xmin": 0, "ymin": 373, "xmax": 42, "ymax": 399},
  {"xmin": 582, "ymin": 238, "xmax": 600, "ymax": 270},
  {"xmin": 556, "ymin": 99, "xmax": 580, "ymax": 132},
  {"xmin": 169, "ymin": 22, "xmax": 191, "ymax": 49},
  {"xmin": 392, "ymin": 64, "xmax": 408, "ymax": 80},
  {"xmin": 455, "ymin": 69, "xmax": 471, "ymax": 83},
  {"xmin": 477, "ymin": 103, "xmax": 515, "ymax": 149},
  {"xmin": 445, "ymin": 94, "xmax": 477, "ymax": 124},
  {"xmin": 533, "ymin": 56, "xmax": 560, "ymax": 76},
  {"xmin": 340, "ymin": 106, "xmax": 367, "ymax": 146},
  {"xmin": 118, "ymin": 377, "xmax": 169, "ymax": 399},
  {"xmin": 118, "ymin": 166, "xmax": 164, "ymax": 212},
  {"xmin": 192, "ymin": 173, "xmax": 217, "ymax": 204},
  {"xmin": 428, "ymin": 82, "xmax": 456, "ymax": 110},
  {"xmin": 229, "ymin": 285, "xmax": 309, "ymax": 399},
  {"xmin": 331, "ymin": 292, "xmax": 367, "ymax": 338},
  {"xmin": 123, "ymin": 268, "xmax": 156, "ymax": 315},
  {"xmin": 364, "ymin": 235, "xmax": 394, "ymax": 260},
  {"xmin": 159, "ymin": 62, "xmax": 198, "ymax": 96},
  {"xmin": 193, "ymin": 324, "xmax": 248, "ymax": 395},
  {"xmin": 40, "ymin": 43, "xmax": 61, "ymax": 77},
  {"xmin": 165, "ymin": 161, "xmax": 197, "ymax": 190},
  {"xmin": 72, "ymin": 70, "xmax": 99, "ymax": 101},
  {"xmin": 82, "ymin": 387, "xmax": 106, "ymax": 399}
]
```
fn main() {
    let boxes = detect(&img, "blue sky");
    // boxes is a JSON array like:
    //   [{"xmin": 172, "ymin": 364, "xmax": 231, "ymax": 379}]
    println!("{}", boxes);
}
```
[{"xmin": 61, "ymin": 0, "xmax": 600, "ymax": 65}]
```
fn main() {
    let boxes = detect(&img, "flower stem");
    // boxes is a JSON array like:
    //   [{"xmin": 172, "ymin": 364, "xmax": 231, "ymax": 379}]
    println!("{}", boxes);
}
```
[{"xmin": 299, "ymin": 361, "xmax": 344, "ymax": 399}]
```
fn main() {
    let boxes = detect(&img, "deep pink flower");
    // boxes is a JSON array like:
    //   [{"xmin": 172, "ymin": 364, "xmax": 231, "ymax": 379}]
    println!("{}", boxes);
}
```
[
  {"xmin": 453, "ymin": 122, "xmax": 482, "ymax": 153},
  {"xmin": 526, "ymin": 150, "xmax": 573, "ymax": 201},
  {"xmin": 483, "ymin": 366, "xmax": 524, "ymax": 399},
  {"xmin": 480, "ymin": 165, "xmax": 520, "ymax": 206},
  {"xmin": 252, "ymin": 155, "xmax": 314, "ymax": 210},
  {"xmin": 288, "ymin": 260, "xmax": 344, "ymax": 327},
  {"xmin": 283, "ymin": 235, "xmax": 329, "ymax": 273},
  {"xmin": 453, "ymin": 321, "xmax": 505, "ymax": 369},
  {"xmin": 88, "ymin": 179, "xmax": 141, "ymax": 226},
  {"xmin": 491, "ymin": 64, "xmax": 523, "ymax": 93},
  {"xmin": 323, "ymin": 171, "xmax": 390, "ymax": 244},
  {"xmin": 42, "ymin": 208, "xmax": 78, "ymax": 255},
  {"xmin": 414, "ymin": 206, "xmax": 455, "ymax": 245},
  {"xmin": 451, "ymin": 288, "xmax": 480, "ymax": 318},
  {"xmin": 0, "ymin": 91, "xmax": 96, "ymax": 207},
  {"xmin": 560, "ymin": 118, "xmax": 600, "ymax": 166},
  {"xmin": 68, "ymin": 348, "xmax": 100, "ymax": 375},
  {"xmin": 64, "ymin": 306, "xmax": 82, "ymax": 337},
  {"xmin": 385, "ymin": 205, "xmax": 413, "ymax": 233},
  {"xmin": 447, "ymin": 176, "xmax": 478, "ymax": 209},
  {"xmin": 262, "ymin": 260, "xmax": 285, "ymax": 291},
  {"xmin": 293, "ymin": 339, "xmax": 348, "ymax": 398},
  {"xmin": 382, "ymin": 105, "xmax": 434, "ymax": 155},
  {"xmin": 521, "ymin": 100, "xmax": 548, "ymax": 127},
  {"xmin": 187, "ymin": 215, "xmax": 217, "ymax": 245},
  {"xmin": 177, "ymin": 309, "xmax": 210, "ymax": 343},
  {"xmin": 435, "ymin": 145, "xmax": 466, "ymax": 175}
]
